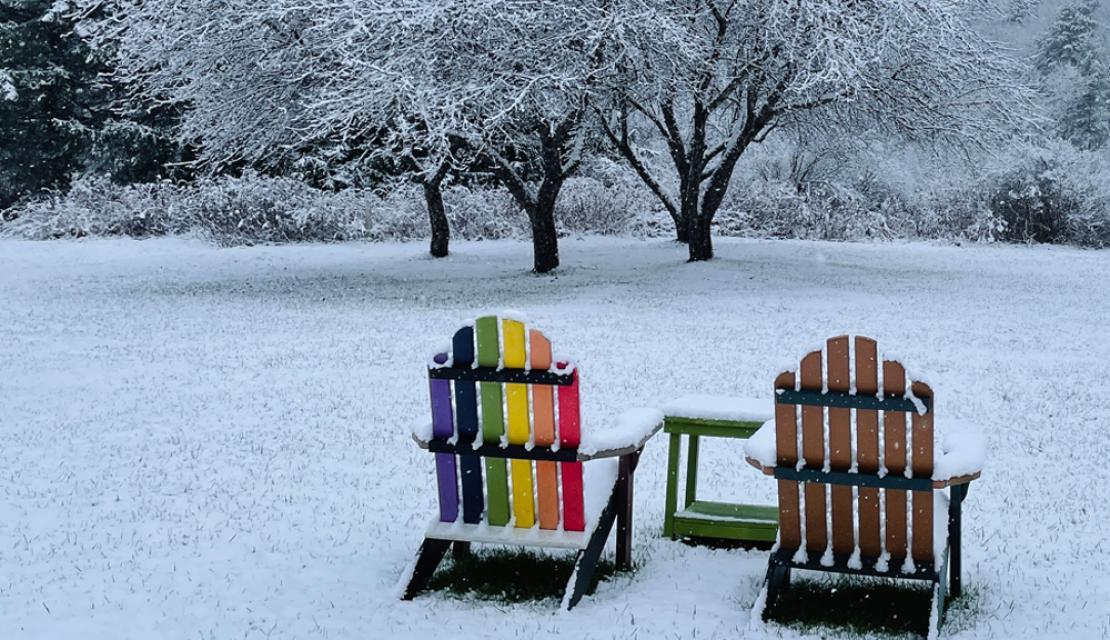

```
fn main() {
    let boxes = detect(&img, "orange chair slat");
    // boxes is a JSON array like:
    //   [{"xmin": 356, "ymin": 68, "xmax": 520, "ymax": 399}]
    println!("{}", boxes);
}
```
[
  {"xmin": 826, "ymin": 336, "xmax": 854, "ymax": 557},
  {"xmin": 774, "ymin": 371, "xmax": 802, "ymax": 550},
  {"xmin": 800, "ymin": 350, "xmax": 827, "ymax": 554},
  {"xmin": 854, "ymin": 337, "xmax": 882, "ymax": 558},
  {"xmin": 911, "ymin": 381, "xmax": 935, "ymax": 564},
  {"xmin": 882, "ymin": 359, "xmax": 909, "ymax": 562}
]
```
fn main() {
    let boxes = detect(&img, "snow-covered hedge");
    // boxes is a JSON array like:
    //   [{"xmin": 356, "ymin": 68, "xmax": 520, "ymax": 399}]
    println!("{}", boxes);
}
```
[
  {"xmin": 3, "ymin": 147, "xmax": 1107, "ymax": 248},
  {"xmin": 0, "ymin": 171, "xmax": 655, "ymax": 245},
  {"xmin": 0, "ymin": 174, "xmax": 373, "ymax": 244}
]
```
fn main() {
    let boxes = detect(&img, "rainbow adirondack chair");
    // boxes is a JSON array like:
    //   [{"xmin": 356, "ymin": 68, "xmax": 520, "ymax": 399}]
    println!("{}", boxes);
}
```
[
  {"xmin": 402, "ymin": 314, "xmax": 663, "ymax": 609},
  {"xmin": 744, "ymin": 336, "xmax": 986, "ymax": 636}
]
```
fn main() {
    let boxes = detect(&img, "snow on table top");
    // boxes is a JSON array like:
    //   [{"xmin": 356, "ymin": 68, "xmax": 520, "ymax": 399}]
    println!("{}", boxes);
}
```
[
  {"xmin": 744, "ymin": 419, "xmax": 986, "ymax": 481},
  {"xmin": 661, "ymin": 394, "xmax": 774, "ymax": 423}
]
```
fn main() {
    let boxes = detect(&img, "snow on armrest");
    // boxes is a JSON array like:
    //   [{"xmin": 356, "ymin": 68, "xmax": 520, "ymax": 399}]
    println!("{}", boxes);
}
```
[
  {"xmin": 742, "ymin": 420, "xmax": 778, "ymax": 469},
  {"xmin": 578, "ymin": 408, "xmax": 664, "ymax": 458},
  {"xmin": 932, "ymin": 422, "xmax": 987, "ymax": 482},
  {"xmin": 661, "ymin": 394, "xmax": 774, "ymax": 423},
  {"xmin": 411, "ymin": 421, "xmax": 433, "ymax": 446}
]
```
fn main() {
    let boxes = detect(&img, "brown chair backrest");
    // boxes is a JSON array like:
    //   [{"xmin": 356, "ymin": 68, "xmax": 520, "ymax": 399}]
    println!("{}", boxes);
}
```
[{"xmin": 774, "ymin": 336, "xmax": 936, "ymax": 567}]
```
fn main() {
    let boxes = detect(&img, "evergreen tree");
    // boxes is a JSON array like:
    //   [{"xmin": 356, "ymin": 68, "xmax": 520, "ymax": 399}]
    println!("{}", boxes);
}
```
[
  {"xmin": 0, "ymin": 1, "xmax": 184, "ymax": 212},
  {"xmin": 1035, "ymin": 0, "xmax": 1110, "ymax": 149},
  {"xmin": 0, "ymin": 0, "xmax": 107, "ymax": 209}
]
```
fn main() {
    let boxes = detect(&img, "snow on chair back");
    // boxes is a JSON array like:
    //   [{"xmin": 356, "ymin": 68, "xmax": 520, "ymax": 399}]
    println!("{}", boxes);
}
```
[
  {"xmin": 773, "ymin": 336, "xmax": 935, "ymax": 569},
  {"xmin": 427, "ymin": 315, "xmax": 585, "ymax": 532}
]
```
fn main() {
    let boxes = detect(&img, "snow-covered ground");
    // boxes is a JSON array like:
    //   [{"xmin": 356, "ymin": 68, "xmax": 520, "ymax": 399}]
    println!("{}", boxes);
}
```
[{"xmin": 2, "ymin": 236, "xmax": 1108, "ymax": 639}]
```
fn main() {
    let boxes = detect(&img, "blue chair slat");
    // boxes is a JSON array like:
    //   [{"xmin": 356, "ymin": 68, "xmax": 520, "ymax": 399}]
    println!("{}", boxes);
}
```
[{"xmin": 451, "ymin": 325, "xmax": 484, "ymax": 524}]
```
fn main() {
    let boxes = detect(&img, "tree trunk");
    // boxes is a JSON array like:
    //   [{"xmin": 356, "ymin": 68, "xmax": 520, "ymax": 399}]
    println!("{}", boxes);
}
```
[
  {"xmin": 687, "ymin": 214, "xmax": 713, "ymax": 262},
  {"xmin": 423, "ymin": 179, "xmax": 449, "ymax": 258},
  {"xmin": 530, "ymin": 205, "xmax": 560, "ymax": 273},
  {"xmin": 677, "ymin": 195, "xmax": 700, "ymax": 245},
  {"xmin": 674, "ymin": 215, "xmax": 690, "ymax": 243}
]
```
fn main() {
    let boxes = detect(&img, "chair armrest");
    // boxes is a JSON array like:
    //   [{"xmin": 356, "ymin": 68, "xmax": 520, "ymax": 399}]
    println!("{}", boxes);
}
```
[
  {"xmin": 745, "ymin": 455, "xmax": 775, "ymax": 475},
  {"xmin": 411, "ymin": 421, "xmax": 434, "ymax": 449},
  {"xmin": 933, "ymin": 472, "xmax": 981, "ymax": 488},
  {"xmin": 741, "ymin": 419, "xmax": 778, "ymax": 467},
  {"xmin": 577, "ymin": 408, "xmax": 664, "ymax": 460}
]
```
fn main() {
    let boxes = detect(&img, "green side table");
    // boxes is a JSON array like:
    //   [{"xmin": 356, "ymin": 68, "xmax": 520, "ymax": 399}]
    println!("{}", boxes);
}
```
[{"xmin": 662, "ymin": 395, "xmax": 780, "ymax": 544}]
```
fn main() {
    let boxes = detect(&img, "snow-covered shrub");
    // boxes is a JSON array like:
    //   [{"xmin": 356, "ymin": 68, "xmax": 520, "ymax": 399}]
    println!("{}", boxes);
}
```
[
  {"xmin": 978, "ymin": 140, "xmax": 1110, "ymax": 246},
  {"xmin": 441, "ymin": 185, "xmax": 525, "ymax": 240},
  {"xmin": 0, "ymin": 170, "xmax": 655, "ymax": 244},
  {"xmin": 0, "ymin": 173, "xmax": 375, "ymax": 243},
  {"xmin": 5, "ymin": 142, "xmax": 1104, "ymax": 248},
  {"xmin": 556, "ymin": 176, "xmax": 652, "ymax": 237},
  {"xmin": 0, "ymin": 176, "xmax": 176, "ymax": 239},
  {"xmin": 713, "ymin": 178, "xmax": 902, "ymax": 241},
  {"xmin": 170, "ymin": 173, "xmax": 373, "ymax": 244}
]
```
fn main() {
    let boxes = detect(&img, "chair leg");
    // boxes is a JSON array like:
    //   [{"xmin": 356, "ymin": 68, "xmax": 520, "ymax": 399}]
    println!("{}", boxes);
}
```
[
  {"xmin": 762, "ymin": 559, "xmax": 791, "ymax": 619},
  {"xmin": 663, "ymin": 433, "xmax": 681, "ymax": 539},
  {"xmin": 563, "ymin": 483, "xmax": 620, "ymax": 610},
  {"xmin": 948, "ymin": 484, "xmax": 967, "ymax": 599},
  {"xmin": 452, "ymin": 541, "xmax": 471, "ymax": 560},
  {"xmin": 401, "ymin": 538, "xmax": 452, "ymax": 600},
  {"xmin": 928, "ymin": 580, "xmax": 943, "ymax": 640},
  {"xmin": 615, "ymin": 449, "xmax": 641, "ymax": 571}
]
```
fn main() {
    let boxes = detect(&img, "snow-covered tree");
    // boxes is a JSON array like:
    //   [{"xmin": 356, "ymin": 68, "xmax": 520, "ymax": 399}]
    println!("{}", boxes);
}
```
[
  {"xmin": 596, "ymin": 0, "xmax": 1033, "ymax": 261},
  {"xmin": 1, "ymin": 1, "xmax": 110, "ymax": 209},
  {"xmin": 0, "ymin": 1, "xmax": 182, "ymax": 212},
  {"xmin": 314, "ymin": 1, "xmax": 622, "ymax": 271},
  {"xmin": 83, "ymin": 0, "xmax": 620, "ymax": 270},
  {"xmin": 73, "ymin": 0, "xmax": 453, "ymax": 256},
  {"xmin": 1035, "ymin": 0, "xmax": 1110, "ymax": 150}
]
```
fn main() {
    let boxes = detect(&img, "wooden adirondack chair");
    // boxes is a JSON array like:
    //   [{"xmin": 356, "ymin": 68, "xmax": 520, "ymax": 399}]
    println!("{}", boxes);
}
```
[
  {"xmin": 744, "ymin": 336, "xmax": 985, "ymax": 635},
  {"xmin": 402, "ymin": 314, "xmax": 663, "ymax": 609}
]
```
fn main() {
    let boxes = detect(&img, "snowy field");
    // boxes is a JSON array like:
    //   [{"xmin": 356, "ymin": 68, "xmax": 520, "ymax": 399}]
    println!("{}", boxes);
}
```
[{"xmin": 2, "ymin": 236, "xmax": 1109, "ymax": 639}]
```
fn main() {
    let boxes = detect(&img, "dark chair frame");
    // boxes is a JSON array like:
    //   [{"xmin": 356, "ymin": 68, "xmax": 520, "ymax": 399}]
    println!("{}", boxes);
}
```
[{"xmin": 404, "ymin": 364, "xmax": 658, "ymax": 609}]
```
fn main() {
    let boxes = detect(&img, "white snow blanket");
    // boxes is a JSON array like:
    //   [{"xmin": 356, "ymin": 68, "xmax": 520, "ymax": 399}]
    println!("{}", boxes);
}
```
[
  {"xmin": 661, "ymin": 394, "xmax": 773, "ymax": 423},
  {"xmin": 2, "ymin": 237, "xmax": 1108, "ymax": 639}
]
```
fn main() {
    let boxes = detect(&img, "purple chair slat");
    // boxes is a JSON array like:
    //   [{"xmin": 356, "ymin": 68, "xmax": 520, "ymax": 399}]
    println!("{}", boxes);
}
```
[
  {"xmin": 430, "ymin": 353, "xmax": 458, "ymax": 522},
  {"xmin": 435, "ymin": 453, "xmax": 459, "ymax": 522}
]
